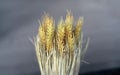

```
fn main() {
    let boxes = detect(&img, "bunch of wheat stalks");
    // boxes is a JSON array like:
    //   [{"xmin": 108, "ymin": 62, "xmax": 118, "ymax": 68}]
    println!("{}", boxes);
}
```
[{"xmin": 34, "ymin": 11, "xmax": 89, "ymax": 75}]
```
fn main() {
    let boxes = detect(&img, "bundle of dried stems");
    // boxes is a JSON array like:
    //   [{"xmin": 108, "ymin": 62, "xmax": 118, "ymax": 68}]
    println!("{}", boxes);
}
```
[{"xmin": 34, "ymin": 11, "xmax": 89, "ymax": 75}]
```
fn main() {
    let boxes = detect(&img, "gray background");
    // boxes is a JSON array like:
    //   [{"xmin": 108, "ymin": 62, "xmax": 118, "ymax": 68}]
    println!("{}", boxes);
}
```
[{"xmin": 0, "ymin": 0, "xmax": 120, "ymax": 75}]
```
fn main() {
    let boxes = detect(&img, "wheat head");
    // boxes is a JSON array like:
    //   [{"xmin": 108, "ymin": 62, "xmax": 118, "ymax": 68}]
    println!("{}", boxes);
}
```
[{"xmin": 34, "ymin": 11, "xmax": 88, "ymax": 75}]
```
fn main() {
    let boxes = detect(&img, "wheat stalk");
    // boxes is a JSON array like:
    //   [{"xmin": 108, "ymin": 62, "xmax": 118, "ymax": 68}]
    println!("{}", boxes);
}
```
[{"xmin": 34, "ymin": 11, "xmax": 88, "ymax": 75}]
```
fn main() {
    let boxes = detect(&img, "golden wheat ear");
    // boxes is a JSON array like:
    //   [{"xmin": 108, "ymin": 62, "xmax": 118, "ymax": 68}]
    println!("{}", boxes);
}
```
[
  {"xmin": 56, "ymin": 18, "xmax": 65, "ymax": 55},
  {"xmin": 34, "ymin": 11, "xmax": 89, "ymax": 75},
  {"xmin": 74, "ymin": 17, "xmax": 83, "ymax": 46}
]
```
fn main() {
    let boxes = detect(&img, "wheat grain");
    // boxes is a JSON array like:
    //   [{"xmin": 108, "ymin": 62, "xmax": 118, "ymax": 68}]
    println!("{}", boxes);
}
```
[
  {"xmin": 56, "ymin": 18, "xmax": 65, "ymax": 55},
  {"xmin": 74, "ymin": 17, "xmax": 83, "ymax": 46},
  {"xmin": 65, "ymin": 11, "xmax": 74, "ymax": 55}
]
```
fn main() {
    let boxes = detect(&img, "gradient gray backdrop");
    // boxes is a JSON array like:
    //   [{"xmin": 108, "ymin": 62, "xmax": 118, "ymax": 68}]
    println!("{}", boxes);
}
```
[{"xmin": 0, "ymin": 0, "xmax": 120, "ymax": 75}]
